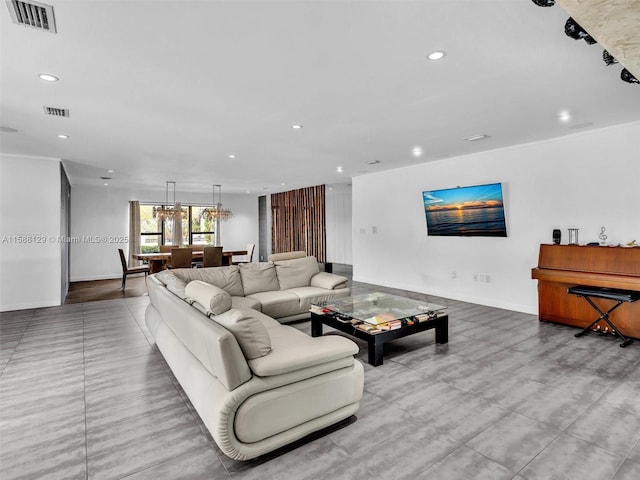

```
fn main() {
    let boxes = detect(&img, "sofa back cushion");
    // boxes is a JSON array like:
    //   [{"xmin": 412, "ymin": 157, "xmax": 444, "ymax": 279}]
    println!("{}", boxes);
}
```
[
  {"xmin": 211, "ymin": 309, "xmax": 272, "ymax": 359},
  {"xmin": 239, "ymin": 263, "xmax": 280, "ymax": 295},
  {"xmin": 185, "ymin": 280, "xmax": 232, "ymax": 315},
  {"xmin": 146, "ymin": 276, "xmax": 251, "ymax": 391},
  {"xmin": 171, "ymin": 266, "xmax": 244, "ymax": 297},
  {"xmin": 274, "ymin": 256, "xmax": 320, "ymax": 290}
]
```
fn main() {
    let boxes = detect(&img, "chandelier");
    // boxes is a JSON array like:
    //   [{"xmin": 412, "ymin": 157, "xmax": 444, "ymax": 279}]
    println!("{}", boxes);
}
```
[
  {"xmin": 203, "ymin": 184, "xmax": 233, "ymax": 221},
  {"xmin": 153, "ymin": 181, "xmax": 185, "ymax": 220}
]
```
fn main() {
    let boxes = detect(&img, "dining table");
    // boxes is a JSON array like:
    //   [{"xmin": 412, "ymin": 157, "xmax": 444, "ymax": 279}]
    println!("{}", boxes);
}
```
[{"xmin": 132, "ymin": 249, "xmax": 248, "ymax": 274}]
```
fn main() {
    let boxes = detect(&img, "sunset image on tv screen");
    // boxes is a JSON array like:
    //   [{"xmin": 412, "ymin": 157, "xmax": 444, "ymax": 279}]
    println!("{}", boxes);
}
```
[{"xmin": 423, "ymin": 183, "xmax": 507, "ymax": 237}]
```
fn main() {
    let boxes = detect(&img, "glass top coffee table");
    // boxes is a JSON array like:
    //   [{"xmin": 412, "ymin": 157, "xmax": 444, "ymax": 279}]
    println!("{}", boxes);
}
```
[{"xmin": 310, "ymin": 292, "xmax": 448, "ymax": 366}]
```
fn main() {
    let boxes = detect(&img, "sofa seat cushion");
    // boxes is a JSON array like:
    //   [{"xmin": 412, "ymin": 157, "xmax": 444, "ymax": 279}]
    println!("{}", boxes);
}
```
[
  {"xmin": 274, "ymin": 256, "xmax": 320, "ymax": 290},
  {"xmin": 185, "ymin": 281, "xmax": 232, "ymax": 315},
  {"xmin": 246, "ymin": 290, "xmax": 301, "ymax": 319},
  {"xmin": 171, "ymin": 266, "xmax": 244, "ymax": 297},
  {"xmin": 285, "ymin": 286, "xmax": 351, "ymax": 312},
  {"xmin": 210, "ymin": 309, "xmax": 272, "ymax": 359},
  {"xmin": 248, "ymin": 325, "xmax": 358, "ymax": 376},
  {"xmin": 239, "ymin": 263, "xmax": 280, "ymax": 295},
  {"xmin": 231, "ymin": 296, "xmax": 262, "ymax": 312}
]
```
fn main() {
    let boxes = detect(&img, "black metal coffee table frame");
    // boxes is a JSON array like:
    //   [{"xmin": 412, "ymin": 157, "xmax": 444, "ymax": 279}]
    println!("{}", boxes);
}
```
[{"xmin": 311, "ymin": 311, "xmax": 448, "ymax": 366}]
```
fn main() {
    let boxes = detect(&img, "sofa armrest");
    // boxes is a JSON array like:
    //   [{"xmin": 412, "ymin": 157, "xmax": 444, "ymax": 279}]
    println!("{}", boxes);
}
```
[
  {"xmin": 310, "ymin": 272, "xmax": 348, "ymax": 290},
  {"xmin": 247, "ymin": 335, "xmax": 358, "ymax": 377}
]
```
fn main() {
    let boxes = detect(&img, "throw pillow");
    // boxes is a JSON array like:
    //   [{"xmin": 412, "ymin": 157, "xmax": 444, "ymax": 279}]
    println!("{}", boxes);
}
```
[
  {"xmin": 185, "ymin": 280, "xmax": 232, "ymax": 315},
  {"xmin": 211, "ymin": 309, "xmax": 272, "ymax": 359}
]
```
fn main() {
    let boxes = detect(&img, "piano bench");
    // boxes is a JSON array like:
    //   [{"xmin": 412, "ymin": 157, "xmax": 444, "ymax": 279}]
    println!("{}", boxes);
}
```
[{"xmin": 567, "ymin": 286, "xmax": 640, "ymax": 348}]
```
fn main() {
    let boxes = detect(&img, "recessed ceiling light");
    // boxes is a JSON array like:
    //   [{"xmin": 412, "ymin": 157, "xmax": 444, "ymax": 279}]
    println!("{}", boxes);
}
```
[
  {"xmin": 336, "ymin": 166, "xmax": 344, "ymax": 173},
  {"xmin": 427, "ymin": 51, "xmax": 446, "ymax": 61},
  {"xmin": 291, "ymin": 124, "xmax": 303, "ymax": 129},
  {"xmin": 281, "ymin": 183, "xmax": 286, "ymax": 186},
  {"xmin": 228, "ymin": 154, "xmax": 236, "ymax": 159},
  {"xmin": 367, "ymin": 160, "xmax": 381, "ymax": 165},
  {"xmin": 412, "ymin": 146, "xmax": 424, "ymax": 157},
  {"xmin": 57, "ymin": 134, "xmax": 69, "ymax": 139},
  {"xmin": 103, "ymin": 183, "xmax": 109, "ymax": 186},
  {"xmin": 107, "ymin": 169, "xmax": 114, "ymax": 173},
  {"xmin": 464, "ymin": 134, "xmax": 490, "ymax": 142},
  {"xmin": 39, "ymin": 73, "xmax": 59, "ymax": 82},
  {"xmin": 558, "ymin": 110, "xmax": 572, "ymax": 122}
]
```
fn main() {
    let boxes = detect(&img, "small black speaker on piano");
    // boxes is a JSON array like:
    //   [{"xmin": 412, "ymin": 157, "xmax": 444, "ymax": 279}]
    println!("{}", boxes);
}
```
[{"xmin": 553, "ymin": 229, "xmax": 561, "ymax": 244}]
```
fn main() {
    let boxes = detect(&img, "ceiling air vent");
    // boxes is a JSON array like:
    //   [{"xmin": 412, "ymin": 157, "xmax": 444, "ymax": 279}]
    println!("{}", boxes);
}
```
[
  {"xmin": 5, "ymin": 0, "xmax": 57, "ymax": 33},
  {"xmin": 43, "ymin": 106, "xmax": 69, "ymax": 117}
]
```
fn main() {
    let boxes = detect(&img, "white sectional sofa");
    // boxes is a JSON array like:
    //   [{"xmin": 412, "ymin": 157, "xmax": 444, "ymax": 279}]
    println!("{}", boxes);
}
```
[{"xmin": 145, "ymin": 255, "xmax": 364, "ymax": 460}]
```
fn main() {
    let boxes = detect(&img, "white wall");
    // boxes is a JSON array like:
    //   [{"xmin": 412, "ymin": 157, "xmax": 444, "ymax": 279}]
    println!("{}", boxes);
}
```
[
  {"xmin": 70, "ymin": 185, "xmax": 259, "ymax": 281},
  {"xmin": 1, "ymin": 154, "xmax": 62, "ymax": 311},
  {"xmin": 352, "ymin": 122, "xmax": 640, "ymax": 314},
  {"xmin": 326, "ymin": 184, "xmax": 353, "ymax": 264}
]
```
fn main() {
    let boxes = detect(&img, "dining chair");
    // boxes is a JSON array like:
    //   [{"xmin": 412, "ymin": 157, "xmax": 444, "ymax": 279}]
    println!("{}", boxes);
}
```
[
  {"xmin": 159, "ymin": 245, "xmax": 173, "ymax": 253},
  {"xmin": 118, "ymin": 248, "xmax": 150, "ymax": 289},
  {"xmin": 233, "ymin": 243, "xmax": 255, "ymax": 264},
  {"xmin": 203, "ymin": 246, "xmax": 223, "ymax": 267},
  {"xmin": 189, "ymin": 244, "xmax": 206, "ymax": 266},
  {"xmin": 170, "ymin": 247, "xmax": 193, "ymax": 269}
]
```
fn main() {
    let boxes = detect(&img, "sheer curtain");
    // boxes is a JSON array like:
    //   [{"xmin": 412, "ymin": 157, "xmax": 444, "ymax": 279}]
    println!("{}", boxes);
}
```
[
  {"xmin": 173, "ymin": 203, "xmax": 183, "ymax": 246},
  {"xmin": 129, "ymin": 201, "xmax": 141, "ymax": 266}
]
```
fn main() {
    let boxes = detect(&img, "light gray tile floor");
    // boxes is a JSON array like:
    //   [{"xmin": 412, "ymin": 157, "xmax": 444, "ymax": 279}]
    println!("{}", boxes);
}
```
[{"xmin": 1, "ymin": 271, "xmax": 639, "ymax": 479}]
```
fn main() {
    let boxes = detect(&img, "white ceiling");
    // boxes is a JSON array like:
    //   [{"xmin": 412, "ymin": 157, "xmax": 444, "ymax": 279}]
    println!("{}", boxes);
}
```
[{"xmin": 2, "ymin": 0, "xmax": 640, "ymax": 194}]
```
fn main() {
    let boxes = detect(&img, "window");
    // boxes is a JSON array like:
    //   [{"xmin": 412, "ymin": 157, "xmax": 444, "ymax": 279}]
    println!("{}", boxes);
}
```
[
  {"xmin": 162, "ymin": 206, "xmax": 188, "ymax": 246},
  {"xmin": 140, "ymin": 204, "xmax": 216, "ymax": 251},
  {"xmin": 140, "ymin": 205, "xmax": 162, "ymax": 253},
  {"xmin": 191, "ymin": 206, "xmax": 216, "ymax": 245}
]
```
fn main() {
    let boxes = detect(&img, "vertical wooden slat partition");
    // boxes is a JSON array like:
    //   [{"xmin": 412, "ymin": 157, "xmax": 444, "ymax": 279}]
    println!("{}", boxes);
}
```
[{"xmin": 271, "ymin": 185, "xmax": 326, "ymax": 262}]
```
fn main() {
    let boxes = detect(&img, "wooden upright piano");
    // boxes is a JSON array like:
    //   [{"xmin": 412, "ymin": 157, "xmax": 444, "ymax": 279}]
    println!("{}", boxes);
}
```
[{"xmin": 531, "ymin": 244, "xmax": 640, "ymax": 340}]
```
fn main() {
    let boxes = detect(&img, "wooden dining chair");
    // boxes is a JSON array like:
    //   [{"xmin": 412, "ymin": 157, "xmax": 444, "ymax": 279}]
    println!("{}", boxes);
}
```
[
  {"xmin": 190, "ymin": 244, "xmax": 206, "ymax": 267},
  {"xmin": 170, "ymin": 248, "xmax": 193, "ymax": 269},
  {"xmin": 118, "ymin": 248, "xmax": 150, "ymax": 289},
  {"xmin": 159, "ymin": 245, "xmax": 173, "ymax": 253},
  {"xmin": 203, "ymin": 246, "xmax": 223, "ymax": 267}
]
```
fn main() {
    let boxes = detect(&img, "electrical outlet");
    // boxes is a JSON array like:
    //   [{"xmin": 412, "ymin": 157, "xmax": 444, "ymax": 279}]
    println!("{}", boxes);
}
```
[{"xmin": 451, "ymin": 271, "xmax": 457, "ymax": 279}]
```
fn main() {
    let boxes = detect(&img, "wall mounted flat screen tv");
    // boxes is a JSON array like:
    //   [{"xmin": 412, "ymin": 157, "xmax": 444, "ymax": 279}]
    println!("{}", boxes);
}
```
[{"xmin": 422, "ymin": 182, "xmax": 507, "ymax": 237}]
